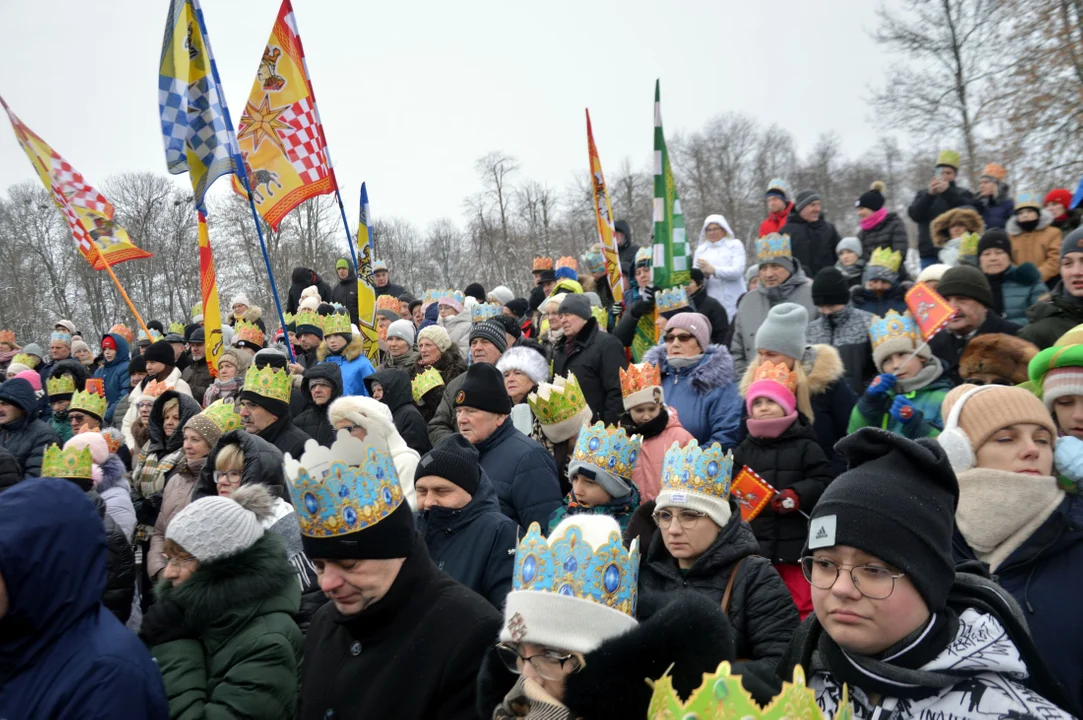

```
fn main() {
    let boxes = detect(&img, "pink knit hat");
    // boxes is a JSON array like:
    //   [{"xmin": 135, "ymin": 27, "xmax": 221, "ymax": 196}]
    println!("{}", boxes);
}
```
[
  {"xmin": 64, "ymin": 432, "xmax": 110, "ymax": 464},
  {"xmin": 664, "ymin": 312, "xmax": 711, "ymax": 352},
  {"xmin": 437, "ymin": 295, "xmax": 463, "ymax": 313},
  {"xmin": 15, "ymin": 370, "xmax": 41, "ymax": 392},
  {"xmin": 746, "ymin": 379, "xmax": 797, "ymax": 416}
]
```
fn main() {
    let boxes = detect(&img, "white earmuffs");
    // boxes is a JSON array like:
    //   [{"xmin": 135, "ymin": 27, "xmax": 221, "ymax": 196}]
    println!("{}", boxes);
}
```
[{"xmin": 937, "ymin": 385, "xmax": 998, "ymax": 473}]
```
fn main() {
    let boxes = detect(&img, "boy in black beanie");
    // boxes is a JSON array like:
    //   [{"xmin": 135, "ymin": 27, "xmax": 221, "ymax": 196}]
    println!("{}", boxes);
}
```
[{"xmin": 806, "ymin": 267, "xmax": 874, "ymax": 395}]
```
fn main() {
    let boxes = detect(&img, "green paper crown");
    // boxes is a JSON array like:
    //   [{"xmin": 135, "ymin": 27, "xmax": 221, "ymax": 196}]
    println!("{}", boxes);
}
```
[
  {"xmin": 321, "ymin": 311, "xmax": 352, "ymax": 337},
  {"xmin": 242, "ymin": 365, "xmax": 292, "ymax": 404},
  {"xmin": 958, "ymin": 232, "xmax": 980, "ymax": 258},
  {"xmin": 202, "ymin": 399, "xmax": 243, "ymax": 434},
  {"xmin": 191, "ymin": 302, "xmax": 204, "ymax": 320},
  {"xmin": 11, "ymin": 353, "xmax": 36, "ymax": 368},
  {"xmin": 42, "ymin": 443, "xmax": 93, "ymax": 480},
  {"xmin": 168, "ymin": 321, "xmax": 185, "ymax": 335},
  {"xmin": 411, "ymin": 367, "xmax": 445, "ymax": 404},
  {"xmin": 528, "ymin": 373, "xmax": 588, "ymax": 426},
  {"xmin": 46, "ymin": 375, "xmax": 76, "ymax": 396},
  {"xmin": 295, "ymin": 308, "xmax": 321, "ymax": 331},
  {"xmin": 70, "ymin": 389, "xmax": 107, "ymax": 421}
]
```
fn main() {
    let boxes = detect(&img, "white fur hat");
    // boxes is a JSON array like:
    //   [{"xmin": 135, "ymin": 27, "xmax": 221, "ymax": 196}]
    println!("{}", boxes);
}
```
[
  {"xmin": 496, "ymin": 346, "xmax": 548, "ymax": 386},
  {"xmin": 298, "ymin": 296, "xmax": 320, "ymax": 313},
  {"xmin": 301, "ymin": 285, "xmax": 322, "ymax": 302},
  {"xmin": 230, "ymin": 293, "xmax": 250, "ymax": 308}
]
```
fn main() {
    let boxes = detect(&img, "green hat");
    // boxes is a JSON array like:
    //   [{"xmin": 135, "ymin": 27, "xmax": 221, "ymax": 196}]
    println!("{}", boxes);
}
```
[
  {"xmin": 336, "ymin": 258, "xmax": 350, "ymax": 271},
  {"xmin": 1029, "ymin": 325, "xmax": 1083, "ymax": 387},
  {"xmin": 936, "ymin": 150, "xmax": 960, "ymax": 170}
]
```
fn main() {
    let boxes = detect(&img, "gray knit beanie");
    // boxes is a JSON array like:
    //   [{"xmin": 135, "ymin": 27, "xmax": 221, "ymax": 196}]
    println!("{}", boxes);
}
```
[
  {"xmin": 1061, "ymin": 226, "xmax": 1083, "ymax": 260},
  {"xmin": 835, "ymin": 237, "xmax": 862, "ymax": 257},
  {"xmin": 166, "ymin": 484, "xmax": 274, "ymax": 563},
  {"xmin": 755, "ymin": 303, "xmax": 809, "ymax": 361}
]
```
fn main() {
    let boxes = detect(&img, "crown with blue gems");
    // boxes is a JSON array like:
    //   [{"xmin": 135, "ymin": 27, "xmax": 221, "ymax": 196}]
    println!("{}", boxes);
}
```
[
  {"xmin": 660, "ymin": 440, "xmax": 734, "ymax": 500},
  {"xmin": 868, "ymin": 309, "xmax": 919, "ymax": 349},
  {"xmin": 756, "ymin": 233, "xmax": 792, "ymax": 262},
  {"xmin": 46, "ymin": 374, "xmax": 76, "ymax": 396},
  {"xmin": 50, "ymin": 330, "xmax": 72, "ymax": 345},
  {"xmin": 284, "ymin": 431, "xmax": 404, "ymax": 538},
  {"xmin": 656, "ymin": 286, "xmax": 690, "ymax": 314},
  {"xmin": 41, "ymin": 443, "xmax": 93, "ymax": 480},
  {"xmin": 471, "ymin": 302, "xmax": 501, "ymax": 323},
  {"xmin": 320, "ymin": 311, "xmax": 352, "ymax": 337},
  {"xmin": 571, "ymin": 422, "xmax": 642, "ymax": 482},
  {"xmin": 581, "ymin": 244, "xmax": 605, "ymax": 274}
]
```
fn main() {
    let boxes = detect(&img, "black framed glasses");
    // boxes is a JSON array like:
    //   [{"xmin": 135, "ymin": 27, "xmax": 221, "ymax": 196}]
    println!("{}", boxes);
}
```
[
  {"xmin": 652, "ymin": 508, "xmax": 706, "ymax": 529},
  {"xmin": 213, "ymin": 470, "xmax": 243, "ymax": 487},
  {"xmin": 800, "ymin": 556, "xmax": 905, "ymax": 600},
  {"xmin": 495, "ymin": 643, "xmax": 585, "ymax": 681}
]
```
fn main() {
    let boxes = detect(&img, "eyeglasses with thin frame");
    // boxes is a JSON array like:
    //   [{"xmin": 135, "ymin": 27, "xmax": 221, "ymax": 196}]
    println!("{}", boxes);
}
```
[
  {"xmin": 339, "ymin": 424, "xmax": 362, "ymax": 435},
  {"xmin": 157, "ymin": 553, "xmax": 198, "ymax": 569},
  {"xmin": 213, "ymin": 469, "xmax": 243, "ymax": 487},
  {"xmin": 652, "ymin": 508, "xmax": 707, "ymax": 529},
  {"xmin": 664, "ymin": 332, "xmax": 695, "ymax": 344},
  {"xmin": 495, "ymin": 642, "xmax": 585, "ymax": 681},
  {"xmin": 800, "ymin": 556, "xmax": 906, "ymax": 600}
]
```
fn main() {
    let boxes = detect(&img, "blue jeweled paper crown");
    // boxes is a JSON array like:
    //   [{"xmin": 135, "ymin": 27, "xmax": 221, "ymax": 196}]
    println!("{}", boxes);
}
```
[
  {"xmin": 634, "ymin": 246, "xmax": 652, "ymax": 266},
  {"xmin": 372, "ymin": 260, "xmax": 388, "ymax": 272},
  {"xmin": 868, "ymin": 309, "xmax": 919, "ymax": 350},
  {"xmin": 471, "ymin": 302, "xmax": 501, "ymax": 323},
  {"xmin": 756, "ymin": 233, "xmax": 792, "ymax": 262},
  {"xmin": 660, "ymin": 439, "xmax": 734, "ymax": 500},
  {"xmin": 513, "ymin": 520, "xmax": 639, "ymax": 618},
  {"xmin": 571, "ymin": 421, "xmax": 642, "ymax": 481},
  {"xmin": 284, "ymin": 431, "xmax": 404, "ymax": 538},
  {"xmin": 656, "ymin": 286, "xmax": 690, "ymax": 314},
  {"xmin": 581, "ymin": 246, "xmax": 605, "ymax": 274}
]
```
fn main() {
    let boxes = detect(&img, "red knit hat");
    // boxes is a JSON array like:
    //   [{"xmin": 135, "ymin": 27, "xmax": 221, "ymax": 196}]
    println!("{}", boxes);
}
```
[
  {"xmin": 101, "ymin": 335, "xmax": 117, "ymax": 351},
  {"xmin": 1045, "ymin": 188, "xmax": 1073, "ymax": 215}
]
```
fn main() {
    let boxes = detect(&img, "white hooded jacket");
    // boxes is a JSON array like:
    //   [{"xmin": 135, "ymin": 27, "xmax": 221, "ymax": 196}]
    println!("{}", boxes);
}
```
[{"xmin": 692, "ymin": 214, "xmax": 746, "ymax": 319}]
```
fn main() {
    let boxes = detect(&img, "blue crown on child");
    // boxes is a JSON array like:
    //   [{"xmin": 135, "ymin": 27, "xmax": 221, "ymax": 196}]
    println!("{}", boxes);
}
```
[
  {"xmin": 471, "ymin": 302, "xmax": 501, "ymax": 323},
  {"xmin": 868, "ymin": 310, "xmax": 919, "ymax": 350},
  {"xmin": 285, "ymin": 431, "xmax": 404, "ymax": 538},
  {"xmin": 513, "ymin": 520, "xmax": 640, "ymax": 618},
  {"xmin": 656, "ymin": 286, "xmax": 690, "ymax": 314},
  {"xmin": 756, "ymin": 233, "xmax": 792, "ymax": 262},
  {"xmin": 571, "ymin": 422, "xmax": 642, "ymax": 481},
  {"xmin": 659, "ymin": 440, "xmax": 734, "ymax": 501}
]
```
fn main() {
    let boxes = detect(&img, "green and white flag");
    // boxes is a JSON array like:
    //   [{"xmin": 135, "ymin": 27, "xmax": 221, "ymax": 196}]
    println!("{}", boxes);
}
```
[{"xmin": 651, "ymin": 79, "xmax": 690, "ymax": 288}]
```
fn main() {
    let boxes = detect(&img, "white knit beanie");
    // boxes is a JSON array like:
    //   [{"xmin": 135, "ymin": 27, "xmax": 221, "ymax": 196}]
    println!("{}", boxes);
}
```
[
  {"xmin": 166, "ymin": 484, "xmax": 273, "ymax": 563},
  {"xmin": 231, "ymin": 292, "xmax": 250, "ymax": 308},
  {"xmin": 488, "ymin": 285, "xmax": 515, "ymax": 306}
]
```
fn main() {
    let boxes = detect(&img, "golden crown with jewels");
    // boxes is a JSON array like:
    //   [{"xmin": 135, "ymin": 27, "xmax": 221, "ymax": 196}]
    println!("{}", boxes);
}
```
[
  {"xmin": 41, "ymin": 443, "xmax": 93, "ymax": 480},
  {"xmin": 321, "ymin": 311, "xmax": 353, "ymax": 337},
  {"xmin": 869, "ymin": 246, "xmax": 902, "ymax": 272},
  {"xmin": 233, "ymin": 320, "xmax": 265, "ymax": 348},
  {"xmin": 411, "ymin": 367, "xmax": 446, "ymax": 404},
  {"xmin": 46, "ymin": 375, "xmax": 76, "ymax": 396},
  {"xmin": 660, "ymin": 440, "xmax": 734, "ymax": 501},
  {"xmin": 528, "ymin": 373, "xmax": 588, "ymax": 426},
  {"xmin": 70, "ymin": 389, "xmax": 107, "ymax": 421}
]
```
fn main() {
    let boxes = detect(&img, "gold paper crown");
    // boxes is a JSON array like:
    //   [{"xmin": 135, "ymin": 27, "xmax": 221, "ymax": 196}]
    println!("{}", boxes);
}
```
[
  {"xmin": 959, "ymin": 232, "xmax": 980, "ymax": 258},
  {"xmin": 411, "ymin": 367, "xmax": 445, "ymax": 403},
  {"xmin": 751, "ymin": 360, "xmax": 797, "ymax": 393},
  {"xmin": 376, "ymin": 295, "xmax": 400, "ymax": 313},
  {"xmin": 11, "ymin": 353, "xmax": 36, "ymax": 368},
  {"xmin": 242, "ymin": 365, "xmax": 292, "ymax": 404},
  {"xmin": 70, "ymin": 389, "xmax": 107, "ymax": 420},
  {"xmin": 142, "ymin": 379, "xmax": 173, "ymax": 399},
  {"xmin": 532, "ymin": 256, "xmax": 553, "ymax": 271},
  {"xmin": 41, "ymin": 444, "xmax": 93, "ymax": 480},
  {"xmin": 869, "ymin": 246, "xmax": 902, "ymax": 272},
  {"xmin": 282, "ymin": 311, "xmax": 296, "ymax": 327},
  {"xmin": 168, "ymin": 321, "xmax": 185, "ymax": 335},
  {"xmin": 233, "ymin": 320, "xmax": 265, "ymax": 347},
  {"xmin": 46, "ymin": 374, "xmax": 76, "ymax": 396},
  {"xmin": 555, "ymin": 256, "xmax": 578, "ymax": 271},
  {"xmin": 294, "ymin": 308, "xmax": 321, "ymax": 331},
  {"xmin": 620, "ymin": 362, "xmax": 662, "ymax": 398},
  {"xmin": 648, "ymin": 663, "xmax": 850, "ymax": 720},
  {"xmin": 590, "ymin": 306, "xmax": 607, "ymax": 327},
  {"xmin": 528, "ymin": 373, "xmax": 588, "ymax": 426},
  {"xmin": 191, "ymin": 302, "xmax": 204, "ymax": 320},
  {"xmin": 202, "ymin": 399, "xmax": 244, "ymax": 433},
  {"xmin": 0, "ymin": 330, "xmax": 15, "ymax": 344},
  {"xmin": 321, "ymin": 311, "xmax": 352, "ymax": 337},
  {"xmin": 756, "ymin": 233, "xmax": 792, "ymax": 261},
  {"xmin": 108, "ymin": 323, "xmax": 135, "ymax": 345}
]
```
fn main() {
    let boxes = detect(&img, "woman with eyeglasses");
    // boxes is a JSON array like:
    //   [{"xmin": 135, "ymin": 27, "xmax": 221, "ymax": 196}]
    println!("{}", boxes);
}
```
[
  {"xmin": 642, "ymin": 311, "xmax": 742, "ymax": 448},
  {"xmin": 942, "ymin": 385, "xmax": 1083, "ymax": 712},
  {"xmin": 140, "ymin": 484, "xmax": 304, "ymax": 719},
  {"xmin": 772, "ymin": 427, "xmax": 1077, "ymax": 719}
]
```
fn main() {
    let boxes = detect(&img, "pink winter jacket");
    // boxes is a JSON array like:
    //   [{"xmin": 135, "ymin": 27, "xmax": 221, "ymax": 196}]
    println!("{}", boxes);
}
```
[{"xmin": 632, "ymin": 407, "xmax": 695, "ymax": 501}]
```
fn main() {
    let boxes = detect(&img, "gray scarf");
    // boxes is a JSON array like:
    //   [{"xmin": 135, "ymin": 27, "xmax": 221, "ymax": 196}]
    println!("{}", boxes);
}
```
[{"xmin": 896, "ymin": 358, "xmax": 944, "ymax": 393}]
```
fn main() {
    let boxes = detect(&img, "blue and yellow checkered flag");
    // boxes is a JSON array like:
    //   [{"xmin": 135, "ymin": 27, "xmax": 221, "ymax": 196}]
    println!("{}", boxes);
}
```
[{"xmin": 158, "ymin": 0, "xmax": 238, "ymax": 212}]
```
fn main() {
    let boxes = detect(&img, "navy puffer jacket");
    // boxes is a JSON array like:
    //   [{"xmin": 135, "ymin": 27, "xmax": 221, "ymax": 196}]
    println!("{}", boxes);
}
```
[
  {"xmin": 94, "ymin": 332, "xmax": 130, "ymax": 423},
  {"xmin": 0, "ymin": 378, "xmax": 60, "ymax": 477}
]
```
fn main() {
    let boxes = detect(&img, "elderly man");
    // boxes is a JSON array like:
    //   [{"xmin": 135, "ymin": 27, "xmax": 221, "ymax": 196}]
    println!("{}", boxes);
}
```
[
  {"xmin": 929, "ymin": 264, "xmax": 1020, "ymax": 382},
  {"xmin": 428, "ymin": 319, "xmax": 508, "ymax": 445},
  {"xmin": 294, "ymin": 434, "xmax": 500, "ymax": 719},
  {"xmin": 781, "ymin": 189, "xmax": 841, "ymax": 277},
  {"xmin": 454, "ymin": 362, "xmax": 560, "ymax": 531},
  {"xmin": 551, "ymin": 294, "xmax": 628, "ymax": 425},
  {"xmin": 372, "ymin": 260, "xmax": 408, "ymax": 299},
  {"xmin": 237, "ymin": 361, "xmax": 310, "ymax": 459}
]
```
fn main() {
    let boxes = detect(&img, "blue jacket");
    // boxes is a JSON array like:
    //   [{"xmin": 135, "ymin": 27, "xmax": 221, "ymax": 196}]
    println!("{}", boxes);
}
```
[
  {"xmin": 417, "ymin": 472, "xmax": 518, "ymax": 609},
  {"xmin": 953, "ymin": 494, "xmax": 1083, "ymax": 711},
  {"xmin": 0, "ymin": 478, "xmax": 168, "ymax": 718},
  {"xmin": 0, "ymin": 378, "xmax": 60, "ymax": 477},
  {"xmin": 994, "ymin": 263, "xmax": 1048, "ymax": 326},
  {"xmin": 977, "ymin": 188, "xmax": 1015, "ymax": 230},
  {"xmin": 475, "ymin": 419, "xmax": 562, "ymax": 532},
  {"xmin": 93, "ymin": 333, "xmax": 130, "ymax": 424},
  {"xmin": 318, "ymin": 335, "xmax": 374, "ymax": 398},
  {"xmin": 643, "ymin": 343, "xmax": 742, "ymax": 450}
]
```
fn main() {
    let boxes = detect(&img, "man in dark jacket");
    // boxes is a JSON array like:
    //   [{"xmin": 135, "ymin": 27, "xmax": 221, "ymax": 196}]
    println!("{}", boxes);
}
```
[
  {"xmin": 1020, "ymin": 227, "xmax": 1083, "ymax": 349},
  {"xmin": 806, "ymin": 267, "xmax": 875, "ymax": 394},
  {"xmin": 428, "ymin": 320, "xmax": 508, "ymax": 446},
  {"xmin": 551, "ymin": 294, "xmax": 628, "ymax": 425},
  {"xmin": 294, "ymin": 363, "xmax": 342, "ymax": 447},
  {"xmin": 0, "ymin": 478, "xmax": 168, "ymax": 718},
  {"xmin": 286, "ymin": 267, "xmax": 334, "ymax": 314},
  {"xmin": 365, "ymin": 368, "xmax": 431, "ymax": 455},
  {"xmin": 296, "ymin": 432, "xmax": 500, "ymax": 719},
  {"xmin": 0, "ymin": 447, "xmax": 19, "ymax": 491},
  {"xmin": 331, "ymin": 258, "xmax": 359, "ymax": 324},
  {"xmin": 455, "ymin": 363, "xmax": 561, "ymax": 531},
  {"xmin": 688, "ymin": 268, "xmax": 729, "ymax": 345},
  {"xmin": 372, "ymin": 260, "xmax": 408, "ymax": 299},
  {"xmin": 237, "ymin": 364, "xmax": 311, "ymax": 461},
  {"xmin": 415, "ymin": 435, "xmax": 517, "ymax": 609},
  {"xmin": 180, "ymin": 327, "xmax": 213, "ymax": 404},
  {"xmin": 0, "ymin": 377, "xmax": 60, "ymax": 477},
  {"xmin": 930, "ymin": 265, "xmax": 1020, "ymax": 382},
  {"xmin": 781, "ymin": 189, "xmax": 841, "ymax": 278},
  {"xmin": 614, "ymin": 218, "xmax": 639, "ymax": 280},
  {"xmin": 908, "ymin": 150, "xmax": 978, "ymax": 266}
]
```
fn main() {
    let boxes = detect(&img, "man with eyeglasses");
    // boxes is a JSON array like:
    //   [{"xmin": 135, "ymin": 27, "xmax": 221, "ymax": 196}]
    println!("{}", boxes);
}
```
[
  {"xmin": 551, "ymin": 294, "xmax": 627, "ymax": 425},
  {"xmin": 930, "ymin": 265, "xmax": 1020, "ymax": 384}
]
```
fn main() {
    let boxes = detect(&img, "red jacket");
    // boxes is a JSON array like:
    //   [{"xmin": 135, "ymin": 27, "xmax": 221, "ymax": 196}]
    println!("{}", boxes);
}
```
[{"xmin": 759, "ymin": 202, "xmax": 794, "ymax": 238}]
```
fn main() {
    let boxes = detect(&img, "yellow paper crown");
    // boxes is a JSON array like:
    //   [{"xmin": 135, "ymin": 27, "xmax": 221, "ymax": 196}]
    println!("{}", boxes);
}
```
[
  {"xmin": 959, "ymin": 232, "xmax": 980, "ymax": 258},
  {"xmin": 869, "ymin": 246, "xmax": 902, "ymax": 272},
  {"xmin": 46, "ymin": 374, "xmax": 76, "ymax": 396},
  {"xmin": 321, "ymin": 311, "xmax": 352, "ymax": 337},
  {"xmin": 233, "ymin": 320, "xmax": 265, "ymax": 347},
  {"xmin": 620, "ymin": 362, "xmax": 662, "ymax": 399},
  {"xmin": 168, "ymin": 321, "xmax": 185, "ymax": 335},
  {"xmin": 41, "ymin": 444, "xmax": 93, "ymax": 480},
  {"xmin": 242, "ymin": 365, "xmax": 292, "ymax": 404},
  {"xmin": 202, "ymin": 399, "xmax": 244, "ymax": 434},
  {"xmin": 528, "ymin": 373, "xmax": 588, "ymax": 426},
  {"xmin": 411, "ymin": 367, "xmax": 446, "ymax": 403},
  {"xmin": 555, "ymin": 256, "xmax": 578, "ymax": 271},
  {"xmin": 70, "ymin": 389, "xmax": 107, "ymax": 420},
  {"xmin": 191, "ymin": 302, "xmax": 204, "ymax": 320},
  {"xmin": 751, "ymin": 360, "xmax": 797, "ymax": 393}
]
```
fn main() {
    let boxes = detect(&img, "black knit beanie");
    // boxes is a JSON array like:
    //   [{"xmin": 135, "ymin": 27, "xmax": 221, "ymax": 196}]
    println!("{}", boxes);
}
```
[
  {"xmin": 937, "ymin": 265, "xmax": 993, "ymax": 308},
  {"xmin": 490, "ymin": 313, "xmax": 522, "ymax": 341},
  {"xmin": 300, "ymin": 501, "xmax": 416, "ymax": 560},
  {"xmin": 504, "ymin": 298, "xmax": 530, "ymax": 320},
  {"xmin": 977, "ymin": 228, "xmax": 1013, "ymax": 258},
  {"xmin": 811, "ymin": 267, "xmax": 851, "ymax": 306},
  {"xmin": 804, "ymin": 428, "xmax": 958, "ymax": 612},
  {"xmin": 129, "ymin": 355, "xmax": 147, "ymax": 375},
  {"xmin": 144, "ymin": 340, "xmax": 175, "ymax": 367},
  {"xmin": 464, "ymin": 283, "xmax": 486, "ymax": 303},
  {"xmin": 417, "ymin": 435, "xmax": 481, "ymax": 495},
  {"xmin": 856, "ymin": 187, "xmax": 885, "ymax": 212},
  {"xmin": 454, "ymin": 363, "xmax": 512, "ymax": 415}
]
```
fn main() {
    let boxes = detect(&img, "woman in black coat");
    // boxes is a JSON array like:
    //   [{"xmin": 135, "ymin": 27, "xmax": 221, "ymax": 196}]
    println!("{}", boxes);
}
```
[{"xmin": 366, "ymin": 368, "xmax": 431, "ymax": 455}]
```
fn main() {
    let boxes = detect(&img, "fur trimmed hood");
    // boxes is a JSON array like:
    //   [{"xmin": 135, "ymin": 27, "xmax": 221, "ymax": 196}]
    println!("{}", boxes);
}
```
[
  {"xmin": 931, "ymin": 207, "xmax": 985, "ymax": 247},
  {"xmin": 739, "ymin": 343, "xmax": 845, "ymax": 397},
  {"xmin": 316, "ymin": 332, "xmax": 366, "ymax": 362},
  {"xmin": 643, "ymin": 343, "xmax": 736, "ymax": 394},
  {"xmin": 1007, "ymin": 208, "xmax": 1055, "ymax": 236},
  {"xmin": 94, "ymin": 454, "xmax": 128, "ymax": 494}
]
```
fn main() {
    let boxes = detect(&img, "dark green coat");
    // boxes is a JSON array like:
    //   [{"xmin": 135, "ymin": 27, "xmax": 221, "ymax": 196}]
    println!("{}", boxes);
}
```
[{"xmin": 151, "ymin": 533, "xmax": 304, "ymax": 719}]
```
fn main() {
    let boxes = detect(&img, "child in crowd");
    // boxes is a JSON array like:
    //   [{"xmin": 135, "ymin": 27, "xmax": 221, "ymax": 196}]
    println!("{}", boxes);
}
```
[
  {"xmin": 618, "ymin": 362, "xmax": 694, "ymax": 502},
  {"xmin": 1029, "ymin": 326, "xmax": 1083, "ymax": 491},
  {"xmin": 733, "ymin": 361, "xmax": 831, "ymax": 618},
  {"xmin": 849, "ymin": 310, "xmax": 952, "ymax": 438},
  {"xmin": 317, "ymin": 310, "xmax": 375, "ymax": 397},
  {"xmin": 833, "ymin": 237, "xmax": 864, "ymax": 289},
  {"xmin": 850, "ymin": 247, "xmax": 908, "ymax": 317},
  {"xmin": 548, "ymin": 422, "xmax": 641, "ymax": 534}
]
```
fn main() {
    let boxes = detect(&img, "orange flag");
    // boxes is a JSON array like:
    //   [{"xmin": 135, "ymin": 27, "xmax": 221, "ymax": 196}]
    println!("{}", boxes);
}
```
[
  {"xmin": 904, "ymin": 281, "xmax": 954, "ymax": 341},
  {"xmin": 730, "ymin": 465, "xmax": 775, "ymax": 522}
]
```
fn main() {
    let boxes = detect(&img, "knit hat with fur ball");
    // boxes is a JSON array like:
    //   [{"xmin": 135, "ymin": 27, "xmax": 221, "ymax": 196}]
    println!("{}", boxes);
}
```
[
  {"xmin": 754, "ymin": 303, "xmax": 807, "ymax": 361},
  {"xmin": 416, "ymin": 325, "xmax": 452, "ymax": 353},
  {"xmin": 805, "ymin": 428, "xmax": 958, "ymax": 612},
  {"xmin": 940, "ymin": 384, "xmax": 1056, "ymax": 455},
  {"xmin": 664, "ymin": 312, "xmax": 711, "ymax": 353},
  {"xmin": 958, "ymin": 333, "xmax": 1037, "ymax": 386},
  {"xmin": 496, "ymin": 345, "xmax": 549, "ymax": 386},
  {"xmin": 166, "ymin": 484, "xmax": 274, "ymax": 563},
  {"xmin": 855, "ymin": 181, "xmax": 886, "ymax": 212}
]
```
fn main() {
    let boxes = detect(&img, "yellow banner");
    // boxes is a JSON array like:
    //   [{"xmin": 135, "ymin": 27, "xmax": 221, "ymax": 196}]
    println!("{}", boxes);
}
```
[
  {"xmin": 586, "ymin": 109, "xmax": 624, "ymax": 304},
  {"xmin": 198, "ymin": 212, "xmax": 224, "ymax": 376},
  {"xmin": 354, "ymin": 183, "xmax": 379, "ymax": 361}
]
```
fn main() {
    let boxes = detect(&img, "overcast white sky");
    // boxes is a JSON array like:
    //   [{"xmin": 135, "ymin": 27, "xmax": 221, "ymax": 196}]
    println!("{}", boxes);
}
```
[{"xmin": 1, "ymin": 0, "xmax": 890, "ymax": 229}]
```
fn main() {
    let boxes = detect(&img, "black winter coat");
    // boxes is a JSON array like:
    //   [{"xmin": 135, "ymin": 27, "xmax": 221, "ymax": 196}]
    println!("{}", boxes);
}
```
[
  {"xmin": 286, "ymin": 267, "xmax": 334, "ymax": 314},
  {"xmin": 418, "ymin": 473, "xmax": 517, "ymax": 609},
  {"xmin": 1019, "ymin": 283, "xmax": 1083, "ymax": 350},
  {"xmin": 733, "ymin": 415, "xmax": 832, "ymax": 563},
  {"xmin": 366, "ymin": 368, "xmax": 432, "ymax": 455},
  {"xmin": 690, "ymin": 285, "xmax": 729, "ymax": 345},
  {"xmin": 637, "ymin": 500, "xmax": 799, "ymax": 678},
  {"xmin": 331, "ymin": 270, "xmax": 359, "ymax": 324},
  {"xmin": 908, "ymin": 182, "xmax": 978, "ymax": 258},
  {"xmin": 193, "ymin": 430, "xmax": 290, "ymax": 501},
  {"xmin": 294, "ymin": 363, "xmax": 342, "ymax": 447},
  {"xmin": 781, "ymin": 209, "xmax": 842, "ymax": 278},
  {"xmin": 180, "ymin": 357, "xmax": 213, "ymax": 407},
  {"xmin": 298, "ymin": 538, "xmax": 501, "ymax": 720},
  {"xmin": 475, "ymin": 419, "xmax": 562, "ymax": 532},
  {"xmin": 552, "ymin": 317, "xmax": 628, "ymax": 425},
  {"xmin": 0, "ymin": 447, "xmax": 20, "ymax": 491},
  {"xmin": 374, "ymin": 281, "xmax": 408, "ymax": 299},
  {"xmin": 856, "ymin": 211, "xmax": 909, "ymax": 260},
  {"xmin": 0, "ymin": 378, "xmax": 60, "ymax": 478},
  {"xmin": 930, "ymin": 311, "xmax": 1021, "ymax": 384},
  {"xmin": 258, "ymin": 412, "xmax": 311, "ymax": 461},
  {"xmin": 90, "ymin": 490, "xmax": 135, "ymax": 624}
]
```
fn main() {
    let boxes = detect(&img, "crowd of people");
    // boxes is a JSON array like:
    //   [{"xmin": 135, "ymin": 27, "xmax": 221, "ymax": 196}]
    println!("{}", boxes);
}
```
[{"xmin": 0, "ymin": 151, "xmax": 1082, "ymax": 718}]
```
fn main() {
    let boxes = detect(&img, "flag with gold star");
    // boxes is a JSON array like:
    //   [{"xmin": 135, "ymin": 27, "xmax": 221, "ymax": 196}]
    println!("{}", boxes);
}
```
[{"xmin": 231, "ymin": 0, "xmax": 335, "ymax": 229}]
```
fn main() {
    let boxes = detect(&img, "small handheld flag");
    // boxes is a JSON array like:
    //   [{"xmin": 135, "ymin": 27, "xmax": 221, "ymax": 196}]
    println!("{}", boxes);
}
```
[
  {"xmin": 730, "ymin": 466, "xmax": 775, "ymax": 522},
  {"xmin": 904, "ymin": 282, "xmax": 953, "ymax": 341}
]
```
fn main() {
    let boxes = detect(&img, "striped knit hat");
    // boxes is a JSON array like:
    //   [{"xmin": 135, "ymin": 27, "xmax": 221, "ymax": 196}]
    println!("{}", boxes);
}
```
[{"xmin": 1028, "ymin": 326, "xmax": 1083, "ymax": 410}]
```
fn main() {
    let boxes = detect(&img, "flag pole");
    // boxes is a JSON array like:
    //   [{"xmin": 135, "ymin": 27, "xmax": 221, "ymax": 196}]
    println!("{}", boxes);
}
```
[{"xmin": 333, "ymin": 187, "xmax": 359, "ymax": 276}]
